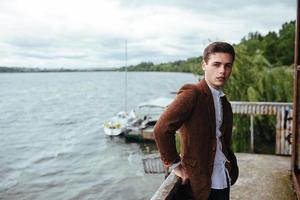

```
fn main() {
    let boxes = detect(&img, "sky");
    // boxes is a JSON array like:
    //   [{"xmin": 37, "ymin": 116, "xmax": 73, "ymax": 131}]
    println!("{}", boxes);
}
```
[{"xmin": 0, "ymin": 0, "xmax": 297, "ymax": 69}]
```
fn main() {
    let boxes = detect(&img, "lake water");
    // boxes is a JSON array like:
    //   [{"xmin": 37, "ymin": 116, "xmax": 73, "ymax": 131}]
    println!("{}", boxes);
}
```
[{"xmin": 0, "ymin": 72, "xmax": 198, "ymax": 200}]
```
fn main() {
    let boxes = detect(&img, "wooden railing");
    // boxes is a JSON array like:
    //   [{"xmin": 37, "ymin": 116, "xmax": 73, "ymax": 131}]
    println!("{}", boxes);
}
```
[
  {"xmin": 146, "ymin": 101, "xmax": 293, "ymax": 199},
  {"xmin": 231, "ymin": 102, "xmax": 293, "ymax": 155},
  {"xmin": 143, "ymin": 156, "xmax": 181, "ymax": 200}
]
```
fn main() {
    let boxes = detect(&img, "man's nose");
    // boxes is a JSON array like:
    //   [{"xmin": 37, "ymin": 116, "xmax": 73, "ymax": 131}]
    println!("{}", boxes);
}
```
[{"xmin": 219, "ymin": 65, "xmax": 225, "ymax": 73}]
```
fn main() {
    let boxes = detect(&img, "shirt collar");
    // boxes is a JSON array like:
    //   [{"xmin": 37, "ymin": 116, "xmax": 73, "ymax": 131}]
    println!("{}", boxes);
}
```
[{"xmin": 206, "ymin": 82, "xmax": 225, "ymax": 98}]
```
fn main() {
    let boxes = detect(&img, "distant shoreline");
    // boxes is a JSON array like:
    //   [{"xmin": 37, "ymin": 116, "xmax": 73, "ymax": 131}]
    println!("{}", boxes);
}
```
[
  {"xmin": 0, "ymin": 67, "xmax": 194, "ymax": 73},
  {"xmin": 0, "ymin": 67, "xmax": 117, "ymax": 73},
  {"xmin": 0, "ymin": 70, "xmax": 193, "ymax": 73}
]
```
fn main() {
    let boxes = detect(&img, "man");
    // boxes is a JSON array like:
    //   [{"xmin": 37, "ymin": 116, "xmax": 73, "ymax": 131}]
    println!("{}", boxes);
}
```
[{"xmin": 154, "ymin": 42, "xmax": 239, "ymax": 200}]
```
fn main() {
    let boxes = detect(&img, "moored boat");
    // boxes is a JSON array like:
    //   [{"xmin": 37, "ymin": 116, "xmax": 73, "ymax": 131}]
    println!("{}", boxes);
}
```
[
  {"xmin": 124, "ymin": 97, "xmax": 173, "ymax": 142},
  {"xmin": 103, "ymin": 111, "xmax": 137, "ymax": 136}
]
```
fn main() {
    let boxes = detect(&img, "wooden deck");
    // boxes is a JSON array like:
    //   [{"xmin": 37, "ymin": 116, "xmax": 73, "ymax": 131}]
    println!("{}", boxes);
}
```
[
  {"xmin": 147, "ymin": 153, "xmax": 296, "ymax": 199},
  {"xmin": 231, "ymin": 153, "xmax": 295, "ymax": 200}
]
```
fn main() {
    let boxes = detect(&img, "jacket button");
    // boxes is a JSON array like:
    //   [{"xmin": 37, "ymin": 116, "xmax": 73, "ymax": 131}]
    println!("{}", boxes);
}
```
[{"xmin": 212, "ymin": 147, "xmax": 216, "ymax": 152}]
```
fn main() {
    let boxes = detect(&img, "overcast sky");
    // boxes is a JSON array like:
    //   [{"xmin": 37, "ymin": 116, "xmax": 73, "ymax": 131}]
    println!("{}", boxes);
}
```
[{"xmin": 0, "ymin": 0, "xmax": 297, "ymax": 69}]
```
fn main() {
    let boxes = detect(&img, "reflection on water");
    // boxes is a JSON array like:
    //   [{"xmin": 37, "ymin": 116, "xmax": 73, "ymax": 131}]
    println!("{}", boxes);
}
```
[
  {"xmin": 107, "ymin": 135, "xmax": 159, "ymax": 154},
  {"xmin": 138, "ymin": 142, "xmax": 158, "ymax": 154}
]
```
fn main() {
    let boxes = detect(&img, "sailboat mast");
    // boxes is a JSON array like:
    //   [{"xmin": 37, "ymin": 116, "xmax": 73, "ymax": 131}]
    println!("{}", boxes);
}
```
[{"xmin": 124, "ymin": 40, "xmax": 128, "ymax": 113}]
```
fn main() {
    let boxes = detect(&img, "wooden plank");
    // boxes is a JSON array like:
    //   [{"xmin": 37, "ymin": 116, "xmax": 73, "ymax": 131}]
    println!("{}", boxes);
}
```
[
  {"xmin": 151, "ymin": 170, "xmax": 181, "ymax": 200},
  {"xmin": 290, "ymin": 0, "xmax": 298, "ymax": 172},
  {"xmin": 276, "ymin": 113, "xmax": 281, "ymax": 154},
  {"xmin": 288, "ymin": 108, "xmax": 293, "ymax": 155},
  {"xmin": 280, "ymin": 107, "xmax": 285, "ymax": 155},
  {"xmin": 269, "ymin": 106, "xmax": 272, "ymax": 114},
  {"xmin": 293, "ymin": 170, "xmax": 300, "ymax": 200},
  {"xmin": 230, "ymin": 103, "xmax": 292, "ymax": 115},
  {"xmin": 250, "ymin": 115, "xmax": 254, "ymax": 152}
]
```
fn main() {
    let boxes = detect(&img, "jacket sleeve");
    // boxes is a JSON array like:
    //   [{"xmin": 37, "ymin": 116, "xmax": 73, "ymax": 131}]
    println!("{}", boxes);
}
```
[
  {"xmin": 224, "ymin": 101, "xmax": 239, "ymax": 185},
  {"xmin": 154, "ymin": 84, "xmax": 198, "ymax": 167}
]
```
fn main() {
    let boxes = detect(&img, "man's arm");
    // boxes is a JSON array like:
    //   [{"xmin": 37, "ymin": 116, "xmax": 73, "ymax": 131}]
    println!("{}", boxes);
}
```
[
  {"xmin": 223, "ymin": 102, "xmax": 239, "ymax": 185},
  {"xmin": 154, "ymin": 84, "xmax": 198, "ymax": 167}
]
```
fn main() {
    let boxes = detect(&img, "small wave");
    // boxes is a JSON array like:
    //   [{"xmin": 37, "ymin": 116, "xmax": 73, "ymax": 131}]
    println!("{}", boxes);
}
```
[
  {"xmin": 40, "ymin": 170, "xmax": 64, "ymax": 177},
  {"xmin": 54, "ymin": 151, "xmax": 72, "ymax": 158},
  {"xmin": 54, "ymin": 121, "xmax": 77, "ymax": 126},
  {"xmin": 33, "ymin": 156, "xmax": 55, "ymax": 164}
]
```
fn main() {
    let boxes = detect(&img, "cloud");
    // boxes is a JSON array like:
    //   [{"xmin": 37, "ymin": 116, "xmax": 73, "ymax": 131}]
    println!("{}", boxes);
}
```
[{"xmin": 0, "ymin": 0, "xmax": 296, "ymax": 69}]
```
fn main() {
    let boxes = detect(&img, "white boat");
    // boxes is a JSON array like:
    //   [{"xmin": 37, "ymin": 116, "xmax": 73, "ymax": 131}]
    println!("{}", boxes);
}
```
[
  {"xmin": 103, "ymin": 97, "xmax": 173, "ymax": 137},
  {"xmin": 103, "ymin": 110, "xmax": 137, "ymax": 136},
  {"xmin": 125, "ymin": 97, "xmax": 173, "ymax": 141}
]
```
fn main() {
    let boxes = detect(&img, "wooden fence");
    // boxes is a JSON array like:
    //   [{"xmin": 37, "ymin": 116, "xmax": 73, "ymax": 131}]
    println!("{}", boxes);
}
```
[{"xmin": 231, "ymin": 102, "xmax": 293, "ymax": 155}]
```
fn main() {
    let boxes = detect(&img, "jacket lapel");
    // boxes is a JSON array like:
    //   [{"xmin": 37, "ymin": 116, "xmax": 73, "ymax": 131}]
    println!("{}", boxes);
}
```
[
  {"xmin": 220, "ymin": 96, "xmax": 227, "ymax": 134},
  {"xmin": 197, "ymin": 79, "xmax": 216, "ymax": 136}
]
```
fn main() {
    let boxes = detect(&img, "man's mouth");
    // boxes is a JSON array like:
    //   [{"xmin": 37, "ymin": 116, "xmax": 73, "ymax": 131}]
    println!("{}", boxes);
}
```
[{"xmin": 216, "ymin": 77, "xmax": 225, "ymax": 81}]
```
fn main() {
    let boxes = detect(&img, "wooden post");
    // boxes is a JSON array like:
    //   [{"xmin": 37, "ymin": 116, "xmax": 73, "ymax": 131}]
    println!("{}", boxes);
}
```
[
  {"xmin": 250, "ymin": 115, "xmax": 254, "ymax": 152},
  {"xmin": 292, "ymin": 0, "xmax": 300, "ymax": 170},
  {"xmin": 276, "ymin": 112, "xmax": 281, "ymax": 154},
  {"xmin": 150, "ymin": 170, "xmax": 181, "ymax": 200},
  {"xmin": 281, "ymin": 107, "xmax": 285, "ymax": 155},
  {"xmin": 292, "ymin": 0, "xmax": 300, "ymax": 198}
]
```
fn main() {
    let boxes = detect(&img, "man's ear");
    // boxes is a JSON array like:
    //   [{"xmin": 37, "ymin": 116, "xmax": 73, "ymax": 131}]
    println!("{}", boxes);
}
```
[{"xmin": 201, "ymin": 61, "xmax": 206, "ymax": 71}]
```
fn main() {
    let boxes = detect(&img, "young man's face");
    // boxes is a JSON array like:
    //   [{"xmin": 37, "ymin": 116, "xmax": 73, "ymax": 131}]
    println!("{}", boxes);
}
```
[{"xmin": 202, "ymin": 52, "xmax": 233, "ymax": 89}]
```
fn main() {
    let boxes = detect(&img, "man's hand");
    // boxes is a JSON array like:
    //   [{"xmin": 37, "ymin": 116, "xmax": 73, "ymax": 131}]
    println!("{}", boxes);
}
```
[{"xmin": 173, "ymin": 164, "xmax": 189, "ymax": 184}]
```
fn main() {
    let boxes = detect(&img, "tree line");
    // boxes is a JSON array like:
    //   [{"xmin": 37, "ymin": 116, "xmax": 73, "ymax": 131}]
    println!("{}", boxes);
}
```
[
  {"xmin": 224, "ymin": 21, "xmax": 294, "ymax": 153},
  {"xmin": 126, "ymin": 20, "xmax": 295, "ymax": 153}
]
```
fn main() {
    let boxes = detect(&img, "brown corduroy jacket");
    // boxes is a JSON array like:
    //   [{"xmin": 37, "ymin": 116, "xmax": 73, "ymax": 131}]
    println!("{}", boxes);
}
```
[{"xmin": 154, "ymin": 79, "xmax": 239, "ymax": 200}]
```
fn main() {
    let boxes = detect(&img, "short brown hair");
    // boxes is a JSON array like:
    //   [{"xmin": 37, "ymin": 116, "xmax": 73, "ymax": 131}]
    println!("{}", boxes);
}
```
[{"xmin": 203, "ymin": 42, "xmax": 235, "ymax": 63}]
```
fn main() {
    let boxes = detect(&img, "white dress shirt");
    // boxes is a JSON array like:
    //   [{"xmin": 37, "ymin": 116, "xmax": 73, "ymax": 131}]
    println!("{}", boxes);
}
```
[{"xmin": 207, "ymin": 83, "xmax": 230, "ymax": 189}]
